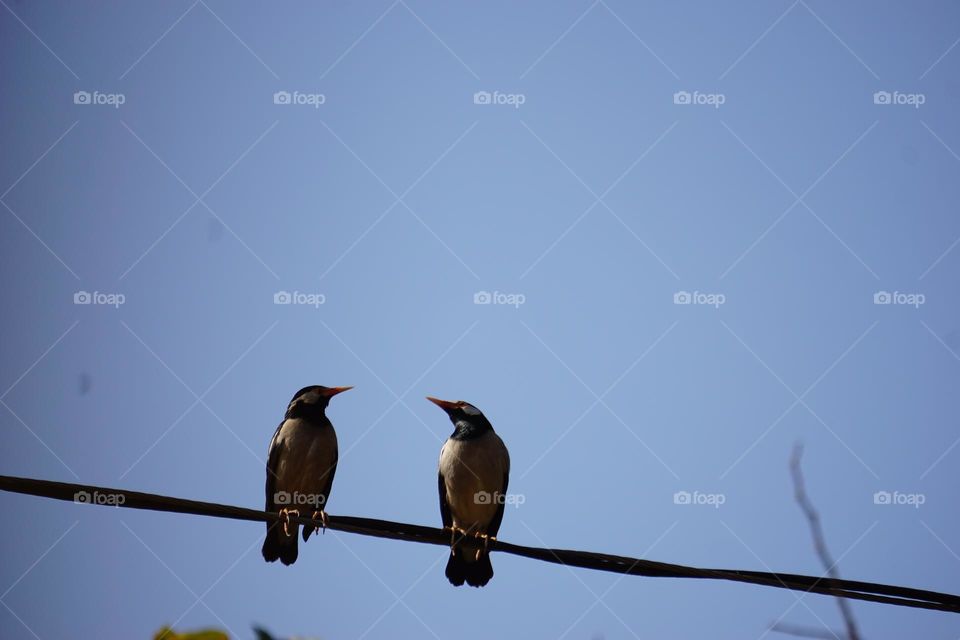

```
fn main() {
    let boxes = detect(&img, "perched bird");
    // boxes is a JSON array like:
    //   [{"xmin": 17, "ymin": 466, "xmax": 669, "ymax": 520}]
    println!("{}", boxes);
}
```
[
  {"xmin": 429, "ymin": 396, "xmax": 510, "ymax": 587},
  {"xmin": 262, "ymin": 385, "xmax": 352, "ymax": 565}
]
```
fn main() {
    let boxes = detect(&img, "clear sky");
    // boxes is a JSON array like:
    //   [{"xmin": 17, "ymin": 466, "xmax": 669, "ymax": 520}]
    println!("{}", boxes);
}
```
[{"xmin": 2, "ymin": 2, "xmax": 960, "ymax": 638}]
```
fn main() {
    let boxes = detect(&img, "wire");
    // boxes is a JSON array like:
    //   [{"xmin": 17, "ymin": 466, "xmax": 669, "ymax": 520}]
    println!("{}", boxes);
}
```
[{"xmin": 2, "ymin": 474, "xmax": 957, "ymax": 613}]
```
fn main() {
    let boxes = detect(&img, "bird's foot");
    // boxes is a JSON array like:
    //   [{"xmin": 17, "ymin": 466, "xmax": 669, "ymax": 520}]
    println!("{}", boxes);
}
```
[
  {"xmin": 474, "ymin": 532, "xmax": 496, "ymax": 552},
  {"xmin": 279, "ymin": 508, "xmax": 300, "ymax": 538},
  {"xmin": 445, "ymin": 525, "xmax": 468, "ymax": 546},
  {"xmin": 311, "ymin": 510, "xmax": 329, "ymax": 535}
]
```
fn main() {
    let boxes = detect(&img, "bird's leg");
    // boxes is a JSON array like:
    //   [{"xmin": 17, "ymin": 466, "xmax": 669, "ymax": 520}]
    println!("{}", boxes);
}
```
[
  {"xmin": 310, "ymin": 510, "xmax": 329, "ymax": 535},
  {"xmin": 474, "ymin": 532, "xmax": 496, "ymax": 553},
  {"xmin": 472, "ymin": 532, "xmax": 486, "ymax": 561},
  {"xmin": 444, "ymin": 525, "xmax": 468, "ymax": 548},
  {"xmin": 279, "ymin": 508, "xmax": 300, "ymax": 537}
]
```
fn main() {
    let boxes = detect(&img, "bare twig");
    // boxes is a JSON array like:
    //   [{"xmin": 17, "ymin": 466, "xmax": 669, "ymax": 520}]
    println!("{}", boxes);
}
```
[{"xmin": 787, "ymin": 443, "xmax": 861, "ymax": 640}]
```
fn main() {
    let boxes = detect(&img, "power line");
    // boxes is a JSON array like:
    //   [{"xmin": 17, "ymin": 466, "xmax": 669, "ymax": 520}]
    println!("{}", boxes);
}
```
[{"xmin": 2, "ymin": 474, "xmax": 957, "ymax": 614}]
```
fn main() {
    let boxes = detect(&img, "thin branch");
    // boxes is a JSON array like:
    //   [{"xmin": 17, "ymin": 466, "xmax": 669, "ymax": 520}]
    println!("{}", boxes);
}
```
[
  {"xmin": 2, "ymin": 474, "xmax": 959, "ymax": 613},
  {"xmin": 789, "ymin": 443, "xmax": 861, "ymax": 640}
]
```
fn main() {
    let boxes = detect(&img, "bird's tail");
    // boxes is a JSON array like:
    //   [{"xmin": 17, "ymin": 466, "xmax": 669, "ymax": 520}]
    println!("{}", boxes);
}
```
[
  {"xmin": 262, "ymin": 521, "xmax": 299, "ymax": 565},
  {"xmin": 445, "ymin": 539, "xmax": 493, "ymax": 587}
]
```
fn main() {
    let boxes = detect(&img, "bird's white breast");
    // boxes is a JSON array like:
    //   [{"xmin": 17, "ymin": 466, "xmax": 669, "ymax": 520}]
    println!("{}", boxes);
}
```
[
  {"xmin": 273, "ymin": 418, "xmax": 338, "ymax": 503},
  {"xmin": 439, "ymin": 431, "xmax": 510, "ymax": 533}
]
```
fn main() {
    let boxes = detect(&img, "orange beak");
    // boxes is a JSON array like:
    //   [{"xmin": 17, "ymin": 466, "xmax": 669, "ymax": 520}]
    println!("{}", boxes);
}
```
[
  {"xmin": 323, "ymin": 386, "xmax": 354, "ymax": 397},
  {"xmin": 426, "ymin": 396, "xmax": 459, "ymax": 412}
]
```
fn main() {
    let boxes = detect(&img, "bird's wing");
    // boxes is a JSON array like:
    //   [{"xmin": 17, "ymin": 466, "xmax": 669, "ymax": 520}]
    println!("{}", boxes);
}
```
[
  {"xmin": 487, "ymin": 470, "xmax": 509, "ymax": 537},
  {"xmin": 302, "ymin": 437, "xmax": 338, "ymax": 543},
  {"xmin": 320, "ymin": 445, "xmax": 338, "ymax": 506},
  {"xmin": 264, "ymin": 421, "xmax": 285, "ymax": 512},
  {"xmin": 438, "ymin": 472, "xmax": 452, "ymax": 528},
  {"xmin": 438, "ymin": 444, "xmax": 452, "ymax": 528}
]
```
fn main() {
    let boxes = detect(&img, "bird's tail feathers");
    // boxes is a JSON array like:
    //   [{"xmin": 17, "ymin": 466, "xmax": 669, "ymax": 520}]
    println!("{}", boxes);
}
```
[
  {"xmin": 446, "ymin": 540, "xmax": 493, "ymax": 587},
  {"xmin": 262, "ymin": 522, "xmax": 299, "ymax": 565}
]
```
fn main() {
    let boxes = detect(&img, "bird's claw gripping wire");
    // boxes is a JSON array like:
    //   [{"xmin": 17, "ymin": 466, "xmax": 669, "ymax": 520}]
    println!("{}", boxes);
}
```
[
  {"xmin": 311, "ymin": 510, "xmax": 329, "ymax": 535},
  {"xmin": 445, "ymin": 525, "xmax": 468, "ymax": 548},
  {"xmin": 278, "ymin": 508, "xmax": 300, "ymax": 537},
  {"xmin": 471, "ymin": 532, "xmax": 496, "ymax": 559},
  {"xmin": 477, "ymin": 532, "xmax": 496, "ymax": 552}
]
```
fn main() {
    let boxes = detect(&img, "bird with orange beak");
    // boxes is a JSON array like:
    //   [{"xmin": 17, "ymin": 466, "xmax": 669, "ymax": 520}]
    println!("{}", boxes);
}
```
[
  {"xmin": 262, "ymin": 385, "xmax": 352, "ymax": 565},
  {"xmin": 428, "ymin": 396, "xmax": 510, "ymax": 587}
]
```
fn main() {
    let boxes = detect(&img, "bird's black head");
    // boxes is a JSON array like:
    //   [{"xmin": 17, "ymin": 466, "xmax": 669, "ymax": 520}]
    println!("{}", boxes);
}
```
[
  {"xmin": 285, "ymin": 385, "xmax": 352, "ymax": 420},
  {"xmin": 426, "ymin": 396, "xmax": 493, "ymax": 440}
]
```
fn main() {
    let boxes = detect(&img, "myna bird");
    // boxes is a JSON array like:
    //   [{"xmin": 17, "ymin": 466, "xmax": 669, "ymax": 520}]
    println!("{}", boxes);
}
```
[
  {"xmin": 262, "ymin": 385, "xmax": 351, "ymax": 565},
  {"xmin": 429, "ymin": 396, "xmax": 511, "ymax": 587}
]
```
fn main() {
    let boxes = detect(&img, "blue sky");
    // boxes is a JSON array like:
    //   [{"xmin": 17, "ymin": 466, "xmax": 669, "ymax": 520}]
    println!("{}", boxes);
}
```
[{"xmin": 2, "ymin": 1, "xmax": 960, "ymax": 638}]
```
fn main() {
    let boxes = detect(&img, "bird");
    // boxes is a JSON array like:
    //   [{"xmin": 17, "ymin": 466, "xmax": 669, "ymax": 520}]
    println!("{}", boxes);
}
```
[
  {"xmin": 262, "ymin": 385, "xmax": 352, "ymax": 565},
  {"xmin": 428, "ymin": 396, "xmax": 511, "ymax": 587}
]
